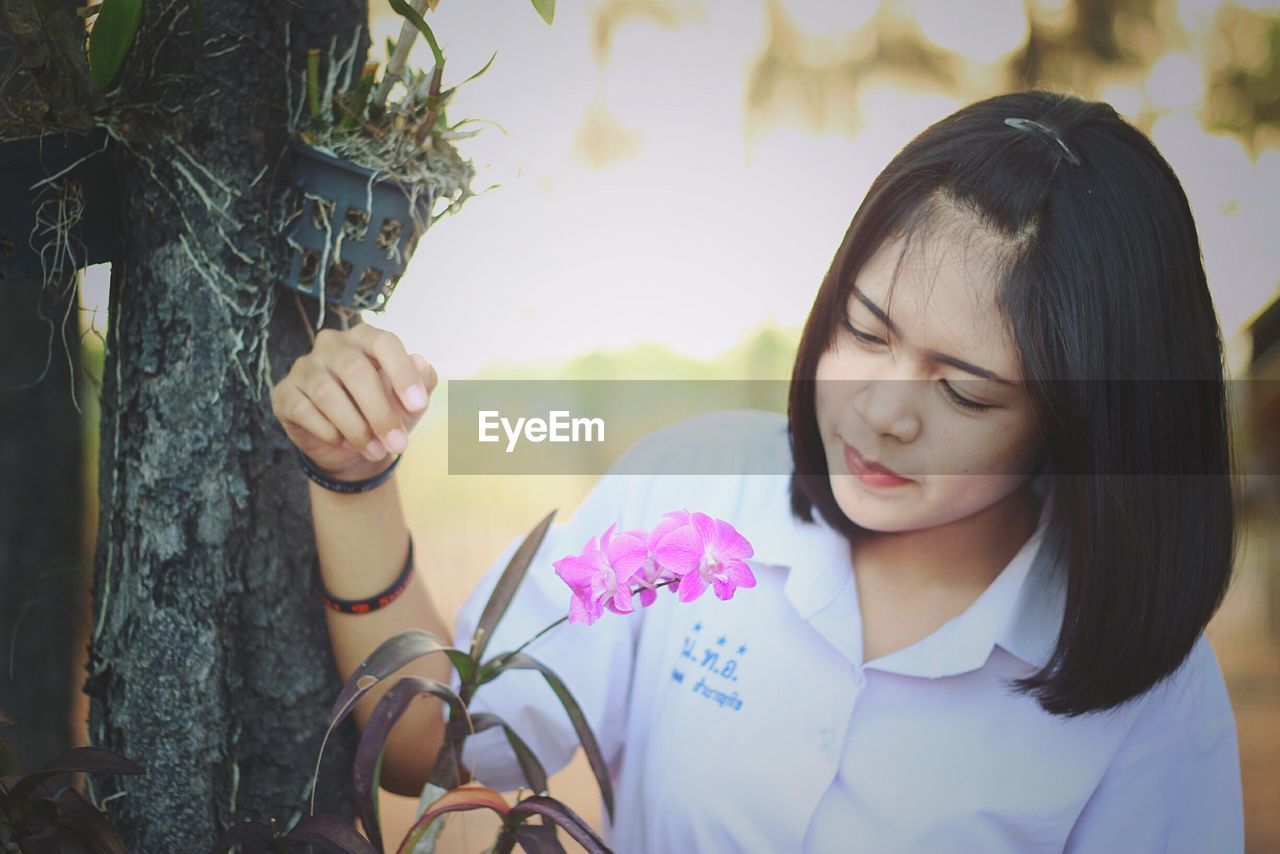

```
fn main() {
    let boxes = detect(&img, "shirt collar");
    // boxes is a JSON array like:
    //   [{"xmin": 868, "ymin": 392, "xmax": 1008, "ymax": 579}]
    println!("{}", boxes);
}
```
[{"xmin": 744, "ymin": 474, "xmax": 1063, "ymax": 677}]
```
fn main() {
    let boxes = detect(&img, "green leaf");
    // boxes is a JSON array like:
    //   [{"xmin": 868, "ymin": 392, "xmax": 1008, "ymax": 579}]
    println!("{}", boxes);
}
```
[
  {"xmin": 88, "ymin": 0, "xmax": 144, "ymax": 91},
  {"xmin": 187, "ymin": 0, "xmax": 203, "ymax": 27},
  {"xmin": 479, "ymin": 652, "xmax": 615, "ymax": 823},
  {"xmin": 470, "ymin": 510, "xmax": 557, "ymax": 664},
  {"xmin": 531, "ymin": 0, "xmax": 555, "ymax": 25},
  {"xmin": 387, "ymin": 0, "xmax": 444, "ymax": 67},
  {"xmin": 457, "ymin": 51, "xmax": 497, "ymax": 88}
]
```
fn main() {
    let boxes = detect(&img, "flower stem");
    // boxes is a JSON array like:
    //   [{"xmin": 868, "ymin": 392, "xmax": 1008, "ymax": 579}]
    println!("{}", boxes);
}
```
[{"xmin": 507, "ymin": 578, "xmax": 682, "ymax": 658}]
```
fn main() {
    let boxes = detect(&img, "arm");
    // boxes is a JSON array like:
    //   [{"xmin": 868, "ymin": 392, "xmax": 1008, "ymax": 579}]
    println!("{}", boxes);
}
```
[
  {"xmin": 272, "ymin": 323, "xmax": 448, "ymax": 797},
  {"xmin": 311, "ymin": 474, "xmax": 452, "ymax": 797}
]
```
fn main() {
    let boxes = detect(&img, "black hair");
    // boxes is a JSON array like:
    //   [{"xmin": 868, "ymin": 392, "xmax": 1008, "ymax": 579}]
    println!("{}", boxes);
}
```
[{"xmin": 787, "ymin": 89, "xmax": 1239, "ymax": 717}]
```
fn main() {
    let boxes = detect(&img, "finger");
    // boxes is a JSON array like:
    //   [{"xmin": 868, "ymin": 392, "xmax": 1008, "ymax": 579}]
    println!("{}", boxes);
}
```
[
  {"xmin": 280, "ymin": 388, "xmax": 344, "ymax": 447},
  {"xmin": 354, "ymin": 325, "xmax": 431, "ymax": 414},
  {"xmin": 412, "ymin": 355, "xmax": 439, "ymax": 397},
  {"xmin": 299, "ymin": 362, "xmax": 389, "ymax": 461},
  {"xmin": 326, "ymin": 344, "xmax": 408, "ymax": 455}
]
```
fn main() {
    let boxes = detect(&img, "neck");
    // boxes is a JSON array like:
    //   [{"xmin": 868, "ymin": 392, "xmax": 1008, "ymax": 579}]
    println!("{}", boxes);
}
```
[{"xmin": 850, "ymin": 482, "xmax": 1043, "ymax": 597}]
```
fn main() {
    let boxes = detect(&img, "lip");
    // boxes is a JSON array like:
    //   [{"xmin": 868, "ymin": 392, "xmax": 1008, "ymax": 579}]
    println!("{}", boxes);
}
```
[{"xmin": 843, "ymin": 441, "xmax": 913, "ymax": 487}]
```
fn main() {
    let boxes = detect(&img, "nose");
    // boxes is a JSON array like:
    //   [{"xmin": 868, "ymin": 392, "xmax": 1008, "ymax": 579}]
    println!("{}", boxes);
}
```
[{"xmin": 854, "ymin": 371, "xmax": 922, "ymax": 444}]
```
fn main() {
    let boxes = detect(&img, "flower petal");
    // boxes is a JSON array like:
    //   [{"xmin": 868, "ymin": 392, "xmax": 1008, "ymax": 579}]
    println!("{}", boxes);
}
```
[
  {"xmin": 553, "ymin": 554, "xmax": 598, "ymax": 591},
  {"xmin": 608, "ymin": 585, "xmax": 635, "ymax": 615},
  {"xmin": 653, "ymin": 525, "xmax": 703, "ymax": 574},
  {"xmin": 568, "ymin": 592, "xmax": 598, "ymax": 626},
  {"xmin": 726, "ymin": 560, "xmax": 757, "ymax": 589},
  {"xmin": 646, "ymin": 515, "xmax": 685, "ymax": 553},
  {"xmin": 689, "ymin": 512, "xmax": 716, "ymax": 549},
  {"xmin": 607, "ymin": 531, "xmax": 649, "ymax": 581},
  {"xmin": 711, "ymin": 519, "xmax": 754, "ymax": 561},
  {"xmin": 677, "ymin": 570, "xmax": 708, "ymax": 603},
  {"xmin": 711, "ymin": 577, "xmax": 737, "ymax": 601}
]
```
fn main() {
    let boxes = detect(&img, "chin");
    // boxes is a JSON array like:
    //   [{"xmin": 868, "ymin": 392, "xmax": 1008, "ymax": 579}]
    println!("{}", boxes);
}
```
[{"xmin": 827, "ymin": 474, "xmax": 927, "ymax": 534}]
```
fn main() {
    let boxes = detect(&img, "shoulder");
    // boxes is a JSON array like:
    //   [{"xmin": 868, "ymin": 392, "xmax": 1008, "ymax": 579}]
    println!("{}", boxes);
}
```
[
  {"xmin": 1113, "ymin": 633, "xmax": 1238, "ymax": 766},
  {"xmin": 610, "ymin": 409, "xmax": 791, "ymax": 475},
  {"xmin": 594, "ymin": 409, "xmax": 792, "ymax": 530}
]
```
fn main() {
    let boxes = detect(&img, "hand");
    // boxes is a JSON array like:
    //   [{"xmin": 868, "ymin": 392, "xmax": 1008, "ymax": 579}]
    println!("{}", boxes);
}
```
[{"xmin": 270, "ymin": 323, "xmax": 439, "ymax": 481}]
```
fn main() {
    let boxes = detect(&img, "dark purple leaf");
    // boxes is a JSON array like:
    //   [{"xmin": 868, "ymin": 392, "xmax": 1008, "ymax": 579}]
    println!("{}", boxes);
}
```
[
  {"xmin": 47, "ymin": 788, "xmax": 127, "ymax": 854},
  {"xmin": 393, "ymin": 785, "xmax": 511, "ymax": 854},
  {"xmin": 513, "ymin": 822, "xmax": 566, "ymax": 854},
  {"xmin": 19, "ymin": 819, "xmax": 96, "ymax": 854},
  {"xmin": 0, "ymin": 737, "xmax": 20, "ymax": 777},
  {"xmin": 312, "ymin": 631, "xmax": 474, "ymax": 815},
  {"xmin": 211, "ymin": 818, "xmax": 275, "ymax": 854},
  {"xmin": 481, "ymin": 652, "xmax": 614, "ymax": 823},
  {"xmin": 353, "ymin": 676, "xmax": 470, "ymax": 853},
  {"xmin": 471, "ymin": 712, "xmax": 548, "ymax": 795},
  {"xmin": 286, "ymin": 815, "xmax": 378, "ymax": 854},
  {"xmin": 329, "ymin": 631, "xmax": 475, "ymax": 725},
  {"xmin": 510, "ymin": 796, "xmax": 611, "ymax": 853},
  {"xmin": 470, "ymin": 510, "xmax": 557, "ymax": 664},
  {"xmin": 4, "ymin": 748, "xmax": 142, "ymax": 815}
]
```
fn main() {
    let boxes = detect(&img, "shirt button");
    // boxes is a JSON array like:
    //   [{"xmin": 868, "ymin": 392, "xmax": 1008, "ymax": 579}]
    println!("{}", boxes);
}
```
[{"xmin": 817, "ymin": 729, "xmax": 835, "ymax": 750}]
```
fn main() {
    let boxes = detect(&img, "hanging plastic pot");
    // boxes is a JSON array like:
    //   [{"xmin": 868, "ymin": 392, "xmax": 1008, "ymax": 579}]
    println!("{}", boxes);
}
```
[
  {"xmin": 283, "ymin": 139, "xmax": 437, "ymax": 313},
  {"xmin": 0, "ymin": 128, "xmax": 121, "ymax": 281}
]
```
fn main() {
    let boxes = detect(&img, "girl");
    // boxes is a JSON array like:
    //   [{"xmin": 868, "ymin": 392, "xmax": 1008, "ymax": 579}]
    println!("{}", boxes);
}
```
[{"xmin": 270, "ymin": 89, "xmax": 1243, "ymax": 852}]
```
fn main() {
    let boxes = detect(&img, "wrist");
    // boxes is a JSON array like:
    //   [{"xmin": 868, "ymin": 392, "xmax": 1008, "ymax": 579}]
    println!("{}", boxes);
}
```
[{"xmin": 297, "ymin": 446, "xmax": 402, "ymax": 494}]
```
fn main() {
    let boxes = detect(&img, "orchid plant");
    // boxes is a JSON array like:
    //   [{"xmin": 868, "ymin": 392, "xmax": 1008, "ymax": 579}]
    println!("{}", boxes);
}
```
[{"xmin": 284, "ymin": 506, "xmax": 756, "ymax": 854}]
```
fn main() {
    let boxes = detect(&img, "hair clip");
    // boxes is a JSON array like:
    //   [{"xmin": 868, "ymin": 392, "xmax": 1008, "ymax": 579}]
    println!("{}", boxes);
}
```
[{"xmin": 1004, "ymin": 117, "xmax": 1081, "ymax": 167}]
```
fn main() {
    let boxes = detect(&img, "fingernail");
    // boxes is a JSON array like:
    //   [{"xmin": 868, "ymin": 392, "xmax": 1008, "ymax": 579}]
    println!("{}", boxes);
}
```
[
  {"xmin": 386, "ymin": 429, "xmax": 407, "ymax": 453},
  {"xmin": 404, "ymin": 384, "xmax": 426, "ymax": 411},
  {"xmin": 366, "ymin": 439, "xmax": 387, "ymax": 460}
]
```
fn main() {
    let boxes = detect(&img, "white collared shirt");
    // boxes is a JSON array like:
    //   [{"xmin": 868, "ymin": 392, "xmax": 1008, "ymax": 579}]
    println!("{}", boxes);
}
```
[{"xmin": 439, "ymin": 409, "xmax": 1243, "ymax": 853}]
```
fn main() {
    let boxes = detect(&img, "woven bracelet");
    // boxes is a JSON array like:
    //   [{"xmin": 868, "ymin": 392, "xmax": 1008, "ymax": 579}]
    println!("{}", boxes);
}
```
[
  {"xmin": 314, "ymin": 535, "xmax": 415, "ymax": 614},
  {"xmin": 295, "ymin": 445, "xmax": 402, "ymax": 494}
]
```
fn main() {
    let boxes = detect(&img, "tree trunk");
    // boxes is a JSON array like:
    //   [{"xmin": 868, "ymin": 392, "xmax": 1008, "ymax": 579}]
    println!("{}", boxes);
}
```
[
  {"xmin": 0, "ymin": 273, "xmax": 83, "ymax": 776},
  {"xmin": 83, "ymin": 2, "xmax": 369, "ymax": 849}
]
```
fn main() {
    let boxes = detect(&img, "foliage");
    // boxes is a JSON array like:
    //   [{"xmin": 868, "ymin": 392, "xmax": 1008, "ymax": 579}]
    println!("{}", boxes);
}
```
[{"xmin": 0, "ymin": 710, "xmax": 143, "ymax": 853}]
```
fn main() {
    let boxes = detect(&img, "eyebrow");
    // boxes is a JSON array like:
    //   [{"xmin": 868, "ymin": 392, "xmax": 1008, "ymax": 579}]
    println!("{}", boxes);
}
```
[{"xmin": 849, "ymin": 286, "xmax": 1015, "ymax": 386}]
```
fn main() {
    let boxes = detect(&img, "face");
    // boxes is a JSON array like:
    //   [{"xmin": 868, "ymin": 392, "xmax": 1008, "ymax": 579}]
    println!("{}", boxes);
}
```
[{"xmin": 813, "ymin": 220, "xmax": 1047, "ymax": 535}]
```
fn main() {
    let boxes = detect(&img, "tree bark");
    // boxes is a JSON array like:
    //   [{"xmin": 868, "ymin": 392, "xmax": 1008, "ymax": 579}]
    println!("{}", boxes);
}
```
[
  {"xmin": 83, "ymin": 1, "xmax": 369, "ymax": 849},
  {"xmin": 0, "ymin": 273, "xmax": 83, "ymax": 777}
]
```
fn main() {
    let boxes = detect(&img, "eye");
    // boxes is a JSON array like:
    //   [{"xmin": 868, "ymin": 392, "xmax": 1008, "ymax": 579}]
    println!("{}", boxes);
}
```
[
  {"xmin": 941, "ymin": 380, "xmax": 992, "ymax": 412},
  {"xmin": 840, "ymin": 318, "xmax": 885, "ymax": 346}
]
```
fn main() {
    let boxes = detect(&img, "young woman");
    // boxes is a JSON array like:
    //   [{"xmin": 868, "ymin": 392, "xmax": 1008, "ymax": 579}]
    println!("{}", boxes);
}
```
[{"xmin": 270, "ymin": 89, "xmax": 1243, "ymax": 852}]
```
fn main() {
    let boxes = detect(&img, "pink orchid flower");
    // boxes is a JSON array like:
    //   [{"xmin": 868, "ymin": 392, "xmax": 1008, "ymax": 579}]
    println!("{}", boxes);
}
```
[
  {"xmin": 627, "ymin": 511, "xmax": 690, "ymax": 607},
  {"xmin": 552, "ymin": 523, "xmax": 648, "ymax": 625},
  {"xmin": 652, "ymin": 511, "xmax": 757, "ymax": 603}
]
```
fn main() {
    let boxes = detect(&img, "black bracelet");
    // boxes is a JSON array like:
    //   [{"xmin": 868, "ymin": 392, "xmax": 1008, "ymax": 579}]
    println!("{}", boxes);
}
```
[
  {"xmin": 295, "ymin": 445, "xmax": 402, "ymax": 494},
  {"xmin": 314, "ymin": 535, "xmax": 415, "ymax": 614}
]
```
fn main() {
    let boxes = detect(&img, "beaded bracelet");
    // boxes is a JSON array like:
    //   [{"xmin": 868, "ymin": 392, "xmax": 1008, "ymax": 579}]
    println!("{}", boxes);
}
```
[
  {"xmin": 314, "ymin": 535, "xmax": 415, "ymax": 614},
  {"xmin": 295, "ymin": 445, "xmax": 402, "ymax": 494}
]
